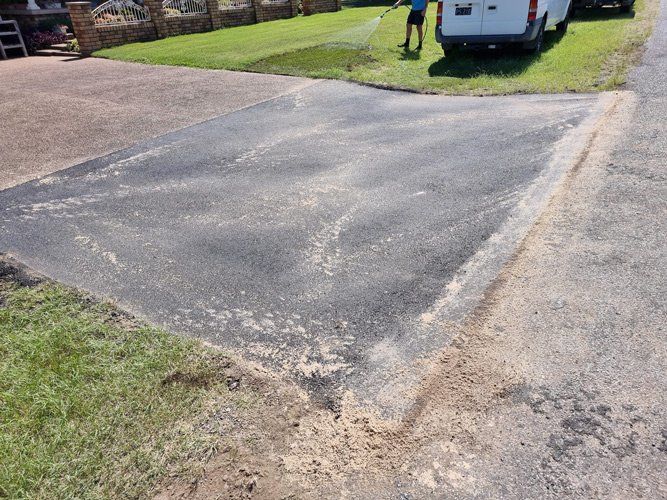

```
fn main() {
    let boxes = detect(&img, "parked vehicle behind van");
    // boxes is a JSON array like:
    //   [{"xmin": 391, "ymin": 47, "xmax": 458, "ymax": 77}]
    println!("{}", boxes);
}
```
[
  {"xmin": 435, "ymin": 0, "xmax": 572, "ymax": 54},
  {"xmin": 572, "ymin": 0, "xmax": 634, "ymax": 14}
]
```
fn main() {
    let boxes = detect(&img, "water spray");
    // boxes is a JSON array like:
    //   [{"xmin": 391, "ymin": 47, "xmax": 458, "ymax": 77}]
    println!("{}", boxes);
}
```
[
  {"xmin": 377, "ymin": 4, "xmax": 429, "ymax": 43},
  {"xmin": 330, "ymin": 4, "xmax": 428, "ymax": 49}
]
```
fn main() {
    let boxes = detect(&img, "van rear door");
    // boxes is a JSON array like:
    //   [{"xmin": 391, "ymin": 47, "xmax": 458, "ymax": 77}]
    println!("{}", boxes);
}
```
[
  {"xmin": 441, "ymin": 0, "xmax": 484, "ymax": 36},
  {"xmin": 480, "ymin": 0, "xmax": 529, "ymax": 35}
]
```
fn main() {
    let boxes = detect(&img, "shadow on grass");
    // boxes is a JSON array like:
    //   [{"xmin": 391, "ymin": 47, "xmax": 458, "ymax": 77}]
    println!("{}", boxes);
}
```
[
  {"xmin": 399, "ymin": 48, "xmax": 422, "ymax": 60},
  {"xmin": 427, "ymin": 31, "xmax": 565, "ymax": 78}
]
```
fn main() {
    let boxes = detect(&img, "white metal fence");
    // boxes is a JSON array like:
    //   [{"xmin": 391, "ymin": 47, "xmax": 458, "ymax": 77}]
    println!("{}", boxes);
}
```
[
  {"xmin": 218, "ymin": 0, "xmax": 252, "ymax": 9},
  {"xmin": 92, "ymin": 0, "xmax": 151, "ymax": 25},
  {"xmin": 163, "ymin": 0, "xmax": 207, "ymax": 16}
]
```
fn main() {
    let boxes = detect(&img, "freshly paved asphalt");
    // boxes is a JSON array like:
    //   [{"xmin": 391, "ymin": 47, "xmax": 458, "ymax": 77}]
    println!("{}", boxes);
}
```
[{"xmin": 0, "ymin": 79, "xmax": 604, "ymax": 408}]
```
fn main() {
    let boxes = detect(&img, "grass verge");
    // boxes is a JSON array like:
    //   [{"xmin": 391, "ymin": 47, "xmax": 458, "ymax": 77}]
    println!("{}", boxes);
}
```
[
  {"xmin": 95, "ymin": 0, "xmax": 656, "ymax": 95},
  {"xmin": 0, "ymin": 258, "xmax": 240, "ymax": 498}
]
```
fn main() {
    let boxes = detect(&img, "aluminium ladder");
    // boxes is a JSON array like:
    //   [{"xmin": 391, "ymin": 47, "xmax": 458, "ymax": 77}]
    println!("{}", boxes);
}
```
[{"xmin": 0, "ymin": 16, "xmax": 28, "ymax": 60}]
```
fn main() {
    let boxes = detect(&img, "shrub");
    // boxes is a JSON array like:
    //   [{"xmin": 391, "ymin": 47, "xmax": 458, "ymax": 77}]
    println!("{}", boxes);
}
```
[
  {"xmin": 68, "ymin": 38, "xmax": 80, "ymax": 52},
  {"xmin": 24, "ymin": 30, "xmax": 67, "ymax": 54}
]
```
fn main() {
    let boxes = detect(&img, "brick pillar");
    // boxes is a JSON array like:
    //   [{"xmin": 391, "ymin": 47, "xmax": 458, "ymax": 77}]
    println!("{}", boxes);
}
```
[
  {"xmin": 66, "ymin": 2, "xmax": 101, "ymax": 55},
  {"xmin": 289, "ymin": 0, "xmax": 298, "ymax": 16},
  {"xmin": 205, "ymin": 0, "xmax": 223, "ymax": 30},
  {"xmin": 334, "ymin": 0, "xmax": 341, "ymax": 11},
  {"xmin": 251, "ymin": 0, "xmax": 264, "ymax": 22},
  {"xmin": 142, "ymin": 0, "xmax": 168, "ymax": 38}
]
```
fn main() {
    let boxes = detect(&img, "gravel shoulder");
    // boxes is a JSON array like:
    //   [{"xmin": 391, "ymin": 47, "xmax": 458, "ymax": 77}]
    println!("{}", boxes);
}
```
[{"xmin": 381, "ymin": 87, "xmax": 666, "ymax": 497}]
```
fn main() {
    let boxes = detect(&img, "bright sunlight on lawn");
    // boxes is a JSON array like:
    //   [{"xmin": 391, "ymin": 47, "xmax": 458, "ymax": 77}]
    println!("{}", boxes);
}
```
[
  {"xmin": 98, "ymin": 0, "xmax": 654, "ymax": 94},
  {"xmin": 0, "ymin": 262, "xmax": 251, "ymax": 498}
]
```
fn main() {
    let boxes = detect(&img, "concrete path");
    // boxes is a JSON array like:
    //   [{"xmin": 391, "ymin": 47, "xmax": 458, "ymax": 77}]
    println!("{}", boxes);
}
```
[
  {"xmin": 0, "ymin": 56, "xmax": 312, "ymax": 190},
  {"xmin": 0, "ymin": 72, "xmax": 607, "ymax": 411}
]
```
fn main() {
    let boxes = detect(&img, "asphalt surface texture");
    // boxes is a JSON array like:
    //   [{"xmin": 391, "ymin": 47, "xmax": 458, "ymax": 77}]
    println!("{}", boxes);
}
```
[
  {"xmin": 1, "ymin": 5, "xmax": 664, "ymax": 498},
  {"xmin": 373, "ymin": 2, "xmax": 666, "ymax": 496},
  {"xmin": 0, "ymin": 57, "xmax": 312, "ymax": 190},
  {"xmin": 0, "ymin": 79, "xmax": 605, "ymax": 411}
]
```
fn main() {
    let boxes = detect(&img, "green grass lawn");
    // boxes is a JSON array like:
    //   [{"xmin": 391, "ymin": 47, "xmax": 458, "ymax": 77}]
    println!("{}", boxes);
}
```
[
  {"xmin": 0, "ymin": 262, "xmax": 242, "ymax": 498},
  {"xmin": 96, "ymin": 0, "xmax": 655, "ymax": 94}
]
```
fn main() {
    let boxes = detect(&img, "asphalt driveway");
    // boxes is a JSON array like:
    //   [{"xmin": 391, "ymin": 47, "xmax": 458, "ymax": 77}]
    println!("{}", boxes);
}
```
[
  {"xmin": 0, "ymin": 71, "xmax": 607, "ymax": 410},
  {"xmin": 0, "ymin": 56, "xmax": 312, "ymax": 190}
]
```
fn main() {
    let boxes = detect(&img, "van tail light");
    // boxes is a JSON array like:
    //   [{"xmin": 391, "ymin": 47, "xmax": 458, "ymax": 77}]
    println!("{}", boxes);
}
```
[
  {"xmin": 527, "ymin": 0, "xmax": 538, "ymax": 21},
  {"xmin": 436, "ymin": 0, "xmax": 443, "ymax": 25}
]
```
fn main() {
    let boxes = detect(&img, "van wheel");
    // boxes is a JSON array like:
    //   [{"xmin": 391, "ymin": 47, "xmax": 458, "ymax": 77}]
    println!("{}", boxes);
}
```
[
  {"xmin": 619, "ymin": 3, "xmax": 632, "ymax": 13},
  {"xmin": 525, "ymin": 19, "xmax": 546, "ymax": 54},
  {"xmin": 556, "ymin": 5, "xmax": 571, "ymax": 32}
]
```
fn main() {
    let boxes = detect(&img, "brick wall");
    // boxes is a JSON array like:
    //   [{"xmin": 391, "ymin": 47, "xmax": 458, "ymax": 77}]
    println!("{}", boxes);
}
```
[
  {"xmin": 302, "ymin": 0, "xmax": 339, "ymax": 15},
  {"xmin": 254, "ymin": 0, "xmax": 296, "ymax": 23},
  {"xmin": 219, "ymin": 7, "xmax": 255, "ymax": 27},
  {"xmin": 164, "ymin": 14, "xmax": 211, "ymax": 36},
  {"xmin": 97, "ymin": 22, "xmax": 156, "ymax": 47},
  {"xmin": 67, "ymin": 0, "xmax": 299, "ymax": 56}
]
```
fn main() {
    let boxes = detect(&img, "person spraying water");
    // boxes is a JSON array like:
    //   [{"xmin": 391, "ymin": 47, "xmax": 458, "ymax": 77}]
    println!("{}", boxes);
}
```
[{"xmin": 392, "ymin": 0, "xmax": 429, "ymax": 50}]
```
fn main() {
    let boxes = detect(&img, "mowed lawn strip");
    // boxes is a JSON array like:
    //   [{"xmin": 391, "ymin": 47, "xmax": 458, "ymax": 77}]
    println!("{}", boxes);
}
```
[
  {"xmin": 0, "ymin": 266, "xmax": 242, "ymax": 498},
  {"xmin": 96, "ymin": 0, "xmax": 656, "ymax": 95},
  {"xmin": 97, "ymin": 8, "xmax": 375, "ymax": 70}
]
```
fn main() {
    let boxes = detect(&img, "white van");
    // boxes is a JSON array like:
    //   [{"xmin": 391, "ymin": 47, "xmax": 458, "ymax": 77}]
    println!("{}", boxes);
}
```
[{"xmin": 435, "ymin": 0, "xmax": 572, "ymax": 53}]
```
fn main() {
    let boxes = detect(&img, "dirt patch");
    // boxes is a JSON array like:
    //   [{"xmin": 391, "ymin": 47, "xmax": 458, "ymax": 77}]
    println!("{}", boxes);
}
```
[
  {"xmin": 0, "ymin": 254, "xmax": 44, "ymax": 287},
  {"xmin": 154, "ymin": 355, "xmax": 312, "ymax": 499},
  {"xmin": 155, "ymin": 290, "xmax": 520, "ymax": 498},
  {"xmin": 162, "ymin": 369, "xmax": 224, "ymax": 389},
  {"xmin": 282, "ymin": 318, "xmax": 519, "ymax": 492},
  {"xmin": 161, "ymin": 354, "xmax": 240, "ymax": 390}
]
